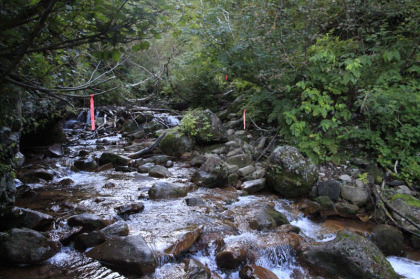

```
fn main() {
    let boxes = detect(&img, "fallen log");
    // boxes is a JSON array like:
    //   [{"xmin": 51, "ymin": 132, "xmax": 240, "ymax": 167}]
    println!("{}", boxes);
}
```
[{"xmin": 128, "ymin": 132, "xmax": 166, "ymax": 159}]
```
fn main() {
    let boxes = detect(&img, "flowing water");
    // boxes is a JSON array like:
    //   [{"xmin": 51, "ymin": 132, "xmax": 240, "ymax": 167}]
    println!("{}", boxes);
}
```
[{"xmin": 1, "ymin": 113, "xmax": 419, "ymax": 279}]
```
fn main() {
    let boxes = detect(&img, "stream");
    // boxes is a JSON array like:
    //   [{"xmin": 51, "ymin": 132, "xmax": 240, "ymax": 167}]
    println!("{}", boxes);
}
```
[{"xmin": 1, "ymin": 110, "xmax": 419, "ymax": 279}]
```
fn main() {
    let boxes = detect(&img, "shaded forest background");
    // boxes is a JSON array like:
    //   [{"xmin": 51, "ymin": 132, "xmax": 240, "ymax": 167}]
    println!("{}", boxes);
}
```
[{"xmin": 0, "ymin": 0, "xmax": 419, "ymax": 182}]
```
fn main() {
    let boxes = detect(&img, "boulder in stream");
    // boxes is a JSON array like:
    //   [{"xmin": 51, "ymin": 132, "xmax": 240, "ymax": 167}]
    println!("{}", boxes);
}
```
[
  {"xmin": 148, "ymin": 181, "xmax": 188, "ymax": 200},
  {"xmin": 98, "ymin": 152, "xmax": 128, "ymax": 167},
  {"xmin": 216, "ymin": 243, "xmax": 248, "ymax": 269},
  {"xmin": 184, "ymin": 258, "xmax": 212, "ymax": 279},
  {"xmin": 67, "ymin": 213, "xmax": 107, "ymax": 231},
  {"xmin": 247, "ymin": 204, "xmax": 289, "ymax": 231},
  {"xmin": 115, "ymin": 202, "xmax": 145, "ymax": 216},
  {"xmin": 164, "ymin": 225, "xmax": 203, "ymax": 257},
  {"xmin": 159, "ymin": 128, "xmax": 193, "ymax": 157},
  {"xmin": 241, "ymin": 178, "xmax": 266, "ymax": 193},
  {"xmin": 149, "ymin": 165, "xmax": 173, "ymax": 178},
  {"xmin": 239, "ymin": 264, "xmax": 279, "ymax": 279},
  {"xmin": 370, "ymin": 224, "xmax": 404, "ymax": 256},
  {"xmin": 73, "ymin": 157, "xmax": 98, "ymax": 171},
  {"xmin": 77, "ymin": 221, "xmax": 129, "ymax": 248},
  {"xmin": 266, "ymin": 146, "xmax": 318, "ymax": 198},
  {"xmin": 85, "ymin": 235, "xmax": 157, "ymax": 276},
  {"xmin": 0, "ymin": 206, "xmax": 53, "ymax": 231},
  {"xmin": 299, "ymin": 230, "xmax": 398, "ymax": 279},
  {"xmin": 192, "ymin": 156, "xmax": 229, "ymax": 188},
  {"xmin": 0, "ymin": 228, "xmax": 60, "ymax": 264}
]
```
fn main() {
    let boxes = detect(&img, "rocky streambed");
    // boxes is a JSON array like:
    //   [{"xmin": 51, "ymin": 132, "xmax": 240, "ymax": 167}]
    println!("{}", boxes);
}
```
[{"xmin": 1, "ymin": 106, "xmax": 419, "ymax": 279}]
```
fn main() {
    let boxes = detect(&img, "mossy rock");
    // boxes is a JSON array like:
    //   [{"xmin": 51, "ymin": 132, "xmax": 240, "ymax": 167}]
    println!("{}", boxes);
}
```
[
  {"xmin": 390, "ymin": 193, "xmax": 420, "ymax": 208},
  {"xmin": 315, "ymin": 196, "xmax": 335, "ymax": 211},
  {"xmin": 266, "ymin": 146, "xmax": 318, "ymax": 198},
  {"xmin": 98, "ymin": 153, "xmax": 128, "ymax": 167},
  {"xmin": 159, "ymin": 128, "xmax": 193, "ymax": 157}
]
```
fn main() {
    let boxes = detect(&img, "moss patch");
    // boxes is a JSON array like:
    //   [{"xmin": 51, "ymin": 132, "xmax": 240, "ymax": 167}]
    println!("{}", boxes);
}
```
[{"xmin": 391, "ymin": 194, "xmax": 420, "ymax": 208}]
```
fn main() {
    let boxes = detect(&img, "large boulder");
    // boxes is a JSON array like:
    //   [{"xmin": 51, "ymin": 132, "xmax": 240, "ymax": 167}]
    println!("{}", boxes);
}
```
[
  {"xmin": 300, "ymin": 230, "xmax": 398, "ymax": 279},
  {"xmin": 227, "ymin": 153, "xmax": 253, "ymax": 169},
  {"xmin": 85, "ymin": 235, "xmax": 157, "ymax": 276},
  {"xmin": 192, "ymin": 156, "xmax": 229, "ymax": 188},
  {"xmin": 149, "ymin": 165, "xmax": 173, "ymax": 178},
  {"xmin": 184, "ymin": 258, "xmax": 212, "ymax": 279},
  {"xmin": 74, "ymin": 157, "xmax": 97, "ymax": 171},
  {"xmin": 181, "ymin": 109, "xmax": 228, "ymax": 144},
  {"xmin": 0, "ymin": 207, "xmax": 53, "ymax": 231},
  {"xmin": 216, "ymin": 243, "xmax": 248, "ymax": 269},
  {"xmin": 239, "ymin": 264, "xmax": 279, "ymax": 279},
  {"xmin": 370, "ymin": 225, "xmax": 404, "ymax": 256},
  {"xmin": 159, "ymin": 128, "xmax": 193, "ymax": 157},
  {"xmin": 164, "ymin": 226, "xmax": 203, "ymax": 257},
  {"xmin": 266, "ymin": 146, "xmax": 318, "ymax": 198},
  {"xmin": 148, "ymin": 181, "xmax": 188, "ymax": 200},
  {"xmin": 0, "ymin": 228, "xmax": 60, "ymax": 264}
]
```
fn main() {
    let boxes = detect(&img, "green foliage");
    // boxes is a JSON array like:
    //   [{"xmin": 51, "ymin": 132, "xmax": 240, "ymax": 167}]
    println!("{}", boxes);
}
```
[{"xmin": 179, "ymin": 111, "xmax": 198, "ymax": 137}]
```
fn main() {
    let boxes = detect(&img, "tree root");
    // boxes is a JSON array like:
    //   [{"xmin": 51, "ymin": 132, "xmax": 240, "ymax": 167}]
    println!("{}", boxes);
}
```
[{"xmin": 128, "ymin": 132, "xmax": 166, "ymax": 159}]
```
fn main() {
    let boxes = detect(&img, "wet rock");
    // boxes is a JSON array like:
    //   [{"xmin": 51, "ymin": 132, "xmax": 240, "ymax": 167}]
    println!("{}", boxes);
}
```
[
  {"xmin": 0, "ymin": 228, "xmax": 60, "ymax": 264},
  {"xmin": 370, "ymin": 224, "xmax": 404, "ymax": 256},
  {"xmin": 149, "ymin": 165, "xmax": 173, "ymax": 178},
  {"xmin": 341, "ymin": 185, "xmax": 369, "ymax": 205},
  {"xmin": 46, "ymin": 143, "xmax": 63, "ymax": 157},
  {"xmin": 192, "ymin": 156, "xmax": 229, "ymax": 188},
  {"xmin": 148, "ymin": 181, "xmax": 188, "ymax": 200},
  {"xmin": 165, "ymin": 226, "xmax": 203, "ymax": 257},
  {"xmin": 238, "ymin": 166, "xmax": 255, "ymax": 177},
  {"xmin": 103, "ymin": 182, "xmax": 116, "ymax": 188},
  {"xmin": 0, "ymin": 207, "xmax": 53, "ymax": 231},
  {"xmin": 98, "ymin": 152, "xmax": 128, "ymax": 166},
  {"xmin": 335, "ymin": 202, "xmax": 359, "ymax": 217},
  {"xmin": 185, "ymin": 197, "xmax": 206, "ymax": 206},
  {"xmin": 266, "ymin": 146, "xmax": 318, "ymax": 198},
  {"xmin": 297, "ymin": 200, "xmax": 321, "ymax": 216},
  {"xmin": 239, "ymin": 264, "xmax": 279, "ymax": 279},
  {"xmin": 55, "ymin": 177, "xmax": 74, "ymax": 186},
  {"xmin": 242, "ymin": 178, "xmax": 266, "ymax": 193},
  {"xmin": 152, "ymin": 155, "xmax": 172, "ymax": 165},
  {"xmin": 12, "ymin": 152, "xmax": 25, "ymax": 169},
  {"xmin": 247, "ymin": 204, "xmax": 289, "ymax": 231},
  {"xmin": 0, "ymin": 173, "xmax": 16, "ymax": 211},
  {"xmin": 60, "ymin": 226, "xmax": 83, "ymax": 246},
  {"xmin": 114, "ymin": 166, "xmax": 136, "ymax": 172},
  {"xmin": 74, "ymin": 157, "xmax": 97, "ymax": 171},
  {"xmin": 67, "ymin": 213, "xmax": 107, "ymax": 231},
  {"xmin": 77, "ymin": 221, "xmax": 129, "ymax": 248},
  {"xmin": 138, "ymin": 162, "xmax": 155, "ymax": 173},
  {"xmin": 115, "ymin": 202, "xmax": 145, "ymax": 216},
  {"xmin": 159, "ymin": 128, "xmax": 193, "ymax": 157},
  {"xmin": 227, "ymin": 154, "xmax": 253, "ymax": 168},
  {"xmin": 166, "ymin": 160, "xmax": 174, "ymax": 168},
  {"xmin": 184, "ymin": 258, "xmax": 211, "ymax": 279},
  {"xmin": 216, "ymin": 243, "xmax": 248, "ymax": 269},
  {"xmin": 19, "ymin": 168, "xmax": 55, "ymax": 183},
  {"xmin": 85, "ymin": 235, "xmax": 157, "ymax": 275},
  {"xmin": 317, "ymin": 180, "xmax": 341, "ymax": 202},
  {"xmin": 96, "ymin": 162, "xmax": 113, "ymax": 172},
  {"xmin": 300, "ymin": 230, "xmax": 398, "ymax": 279}
]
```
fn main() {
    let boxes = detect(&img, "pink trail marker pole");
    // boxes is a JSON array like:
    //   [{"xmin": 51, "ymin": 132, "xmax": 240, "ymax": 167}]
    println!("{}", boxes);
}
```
[
  {"xmin": 243, "ymin": 109, "xmax": 246, "ymax": 130},
  {"xmin": 90, "ymin": 94, "xmax": 95, "ymax": 131}
]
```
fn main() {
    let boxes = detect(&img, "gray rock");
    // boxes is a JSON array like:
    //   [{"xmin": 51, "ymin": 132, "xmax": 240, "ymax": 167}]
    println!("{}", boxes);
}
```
[
  {"xmin": 12, "ymin": 152, "xmax": 25, "ymax": 169},
  {"xmin": 335, "ymin": 202, "xmax": 359, "ymax": 216},
  {"xmin": 74, "ymin": 157, "xmax": 97, "ymax": 171},
  {"xmin": 0, "ymin": 207, "xmax": 53, "ymax": 231},
  {"xmin": 138, "ymin": 162, "xmax": 155, "ymax": 173},
  {"xmin": 149, "ymin": 165, "xmax": 173, "ymax": 178},
  {"xmin": 341, "ymin": 185, "xmax": 369, "ymax": 205},
  {"xmin": 237, "ymin": 166, "xmax": 255, "ymax": 177},
  {"xmin": 370, "ymin": 224, "xmax": 404, "ymax": 256},
  {"xmin": 227, "ymin": 153, "xmax": 253, "ymax": 168},
  {"xmin": 159, "ymin": 128, "xmax": 193, "ymax": 157},
  {"xmin": 46, "ymin": 143, "xmax": 63, "ymax": 157},
  {"xmin": 0, "ymin": 228, "xmax": 60, "ymax": 264},
  {"xmin": 247, "ymin": 204, "xmax": 289, "ymax": 231},
  {"xmin": 115, "ymin": 166, "xmax": 136, "ymax": 172},
  {"xmin": 300, "ymin": 230, "xmax": 398, "ymax": 279},
  {"xmin": 0, "ymin": 173, "xmax": 16, "ymax": 211},
  {"xmin": 242, "ymin": 179, "xmax": 266, "ymax": 193},
  {"xmin": 266, "ymin": 146, "xmax": 318, "ymax": 198},
  {"xmin": 77, "ymin": 221, "xmax": 129, "ymax": 248},
  {"xmin": 396, "ymin": 185, "xmax": 413, "ymax": 195},
  {"xmin": 182, "ymin": 109, "xmax": 228, "ymax": 144},
  {"xmin": 355, "ymin": 179, "xmax": 365, "ymax": 188},
  {"xmin": 19, "ymin": 168, "xmax": 55, "ymax": 183},
  {"xmin": 251, "ymin": 168, "xmax": 265, "ymax": 179},
  {"xmin": 192, "ymin": 156, "xmax": 229, "ymax": 188},
  {"xmin": 317, "ymin": 180, "xmax": 341, "ymax": 202},
  {"xmin": 216, "ymin": 243, "xmax": 248, "ymax": 269},
  {"xmin": 339, "ymin": 174, "xmax": 352, "ymax": 183},
  {"xmin": 190, "ymin": 155, "xmax": 206, "ymax": 167},
  {"xmin": 148, "ymin": 182, "xmax": 188, "ymax": 200},
  {"xmin": 185, "ymin": 198, "xmax": 206, "ymax": 206},
  {"xmin": 227, "ymin": 148, "xmax": 243, "ymax": 157},
  {"xmin": 98, "ymin": 152, "xmax": 128, "ymax": 166},
  {"xmin": 115, "ymin": 202, "xmax": 145, "ymax": 215},
  {"xmin": 67, "ymin": 213, "xmax": 107, "ymax": 231},
  {"xmin": 85, "ymin": 235, "xmax": 157, "ymax": 275}
]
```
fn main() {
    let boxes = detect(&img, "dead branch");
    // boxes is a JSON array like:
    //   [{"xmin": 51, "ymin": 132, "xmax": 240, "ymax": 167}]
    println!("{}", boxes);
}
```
[
  {"xmin": 128, "ymin": 132, "xmax": 166, "ymax": 159},
  {"xmin": 256, "ymin": 131, "xmax": 278, "ymax": 162}
]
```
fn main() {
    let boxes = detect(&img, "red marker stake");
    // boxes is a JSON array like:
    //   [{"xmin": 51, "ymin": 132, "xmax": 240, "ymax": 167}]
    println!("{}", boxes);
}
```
[
  {"xmin": 90, "ymin": 94, "xmax": 95, "ymax": 131},
  {"xmin": 243, "ymin": 110, "xmax": 246, "ymax": 130},
  {"xmin": 226, "ymin": 74, "xmax": 228, "ymax": 81}
]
